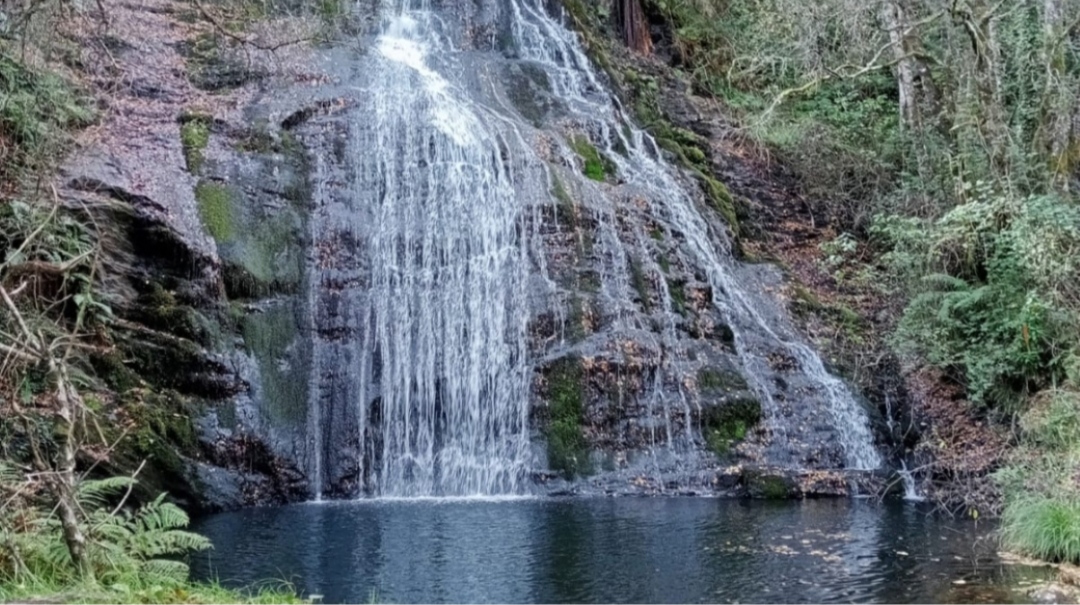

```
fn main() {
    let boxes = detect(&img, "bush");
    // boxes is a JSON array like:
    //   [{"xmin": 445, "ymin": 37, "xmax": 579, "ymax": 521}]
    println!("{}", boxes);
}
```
[{"xmin": 875, "ymin": 191, "xmax": 1080, "ymax": 411}]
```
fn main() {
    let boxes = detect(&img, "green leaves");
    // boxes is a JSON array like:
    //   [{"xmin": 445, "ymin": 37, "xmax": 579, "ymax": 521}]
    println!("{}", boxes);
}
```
[{"xmin": 880, "ymin": 191, "xmax": 1078, "ymax": 410}]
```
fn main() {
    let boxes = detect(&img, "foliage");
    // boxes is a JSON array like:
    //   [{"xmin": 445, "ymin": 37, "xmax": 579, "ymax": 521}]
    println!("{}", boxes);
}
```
[
  {"xmin": 0, "ymin": 467, "xmax": 302, "ymax": 604},
  {"xmin": 875, "ymin": 190, "xmax": 1078, "ymax": 410},
  {"xmin": 1001, "ymin": 495, "xmax": 1080, "ymax": 564},
  {"xmin": 998, "ymin": 392, "xmax": 1080, "ymax": 563},
  {"xmin": 0, "ymin": 51, "xmax": 94, "ymax": 176}
]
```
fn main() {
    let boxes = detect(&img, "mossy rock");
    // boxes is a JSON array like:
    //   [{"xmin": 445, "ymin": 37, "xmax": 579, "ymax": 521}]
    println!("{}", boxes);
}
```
[
  {"xmin": 195, "ymin": 180, "xmax": 236, "ymax": 242},
  {"xmin": 743, "ymin": 468, "xmax": 795, "ymax": 499},
  {"xmin": 569, "ymin": 135, "xmax": 616, "ymax": 182},
  {"xmin": 628, "ymin": 254, "xmax": 652, "ymax": 311},
  {"xmin": 182, "ymin": 32, "xmax": 263, "ymax": 91},
  {"xmin": 505, "ymin": 63, "xmax": 555, "ymax": 127},
  {"xmin": 667, "ymin": 278, "xmax": 686, "ymax": 315},
  {"xmin": 702, "ymin": 393, "xmax": 760, "ymax": 456},
  {"xmin": 114, "ymin": 325, "xmax": 233, "ymax": 399},
  {"xmin": 241, "ymin": 303, "xmax": 308, "ymax": 426},
  {"xmin": 218, "ymin": 212, "xmax": 304, "ymax": 298},
  {"xmin": 103, "ymin": 388, "xmax": 205, "ymax": 508},
  {"xmin": 179, "ymin": 113, "xmax": 212, "ymax": 173},
  {"xmin": 543, "ymin": 356, "xmax": 592, "ymax": 478},
  {"xmin": 89, "ymin": 350, "xmax": 143, "ymax": 394},
  {"xmin": 698, "ymin": 367, "xmax": 749, "ymax": 392},
  {"xmin": 131, "ymin": 281, "xmax": 222, "ymax": 347}
]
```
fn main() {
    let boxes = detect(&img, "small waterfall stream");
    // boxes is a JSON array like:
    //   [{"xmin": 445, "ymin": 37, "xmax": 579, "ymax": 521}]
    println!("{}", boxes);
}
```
[{"xmin": 308, "ymin": 0, "xmax": 881, "ymax": 497}]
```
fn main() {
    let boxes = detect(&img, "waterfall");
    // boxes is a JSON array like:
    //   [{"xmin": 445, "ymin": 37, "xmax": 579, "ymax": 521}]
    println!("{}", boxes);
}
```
[
  {"xmin": 898, "ymin": 461, "xmax": 924, "ymax": 502},
  {"xmin": 309, "ymin": 0, "xmax": 880, "ymax": 497},
  {"xmin": 345, "ymin": 11, "xmax": 542, "ymax": 497}
]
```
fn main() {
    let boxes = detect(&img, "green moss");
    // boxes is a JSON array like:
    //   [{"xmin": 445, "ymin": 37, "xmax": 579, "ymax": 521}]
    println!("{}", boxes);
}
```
[
  {"xmin": 90, "ymin": 351, "xmax": 142, "ymax": 393},
  {"xmin": 119, "ymin": 332, "xmax": 206, "ymax": 396},
  {"xmin": 551, "ymin": 171, "xmax": 578, "ymax": 227},
  {"xmin": 698, "ymin": 367, "xmax": 749, "ymax": 392},
  {"xmin": 667, "ymin": 278, "xmax": 686, "ymax": 315},
  {"xmin": 242, "ymin": 303, "xmax": 307, "ymax": 425},
  {"xmin": 546, "ymin": 356, "xmax": 591, "ymax": 478},
  {"xmin": 124, "ymin": 390, "xmax": 197, "ymax": 476},
  {"xmin": 279, "ymin": 132, "xmax": 313, "ymax": 209},
  {"xmin": 566, "ymin": 295, "xmax": 593, "ymax": 343},
  {"xmin": 195, "ymin": 181, "xmax": 235, "ymax": 242},
  {"xmin": 569, "ymin": 135, "xmax": 615, "ymax": 182},
  {"xmin": 629, "ymin": 255, "xmax": 651, "ymax": 311},
  {"xmin": 179, "ymin": 115, "xmax": 211, "ymax": 173},
  {"xmin": 695, "ymin": 169, "xmax": 739, "ymax": 233},
  {"xmin": 745, "ymin": 471, "xmax": 791, "ymax": 499},
  {"xmin": 228, "ymin": 213, "xmax": 303, "ymax": 294},
  {"xmin": 701, "ymin": 392, "xmax": 760, "ymax": 456}
]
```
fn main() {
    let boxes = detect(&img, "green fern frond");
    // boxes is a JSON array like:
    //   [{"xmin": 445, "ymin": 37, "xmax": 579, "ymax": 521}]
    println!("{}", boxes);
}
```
[
  {"xmin": 139, "ymin": 558, "xmax": 192, "ymax": 583},
  {"xmin": 76, "ymin": 476, "xmax": 135, "ymax": 510}
]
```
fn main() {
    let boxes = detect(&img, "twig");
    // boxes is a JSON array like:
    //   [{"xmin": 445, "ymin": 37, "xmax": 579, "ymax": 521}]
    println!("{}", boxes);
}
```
[
  {"xmin": 0, "ymin": 283, "xmax": 40, "ymax": 350},
  {"xmin": 190, "ymin": 0, "xmax": 315, "ymax": 52},
  {"xmin": 108, "ymin": 459, "xmax": 145, "ymax": 518}
]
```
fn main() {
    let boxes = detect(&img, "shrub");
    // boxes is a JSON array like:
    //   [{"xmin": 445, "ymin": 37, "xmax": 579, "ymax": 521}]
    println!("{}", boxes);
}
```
[{"xmin": 875, "ymin": 191, "xmax": 1080, "ymax": 411}]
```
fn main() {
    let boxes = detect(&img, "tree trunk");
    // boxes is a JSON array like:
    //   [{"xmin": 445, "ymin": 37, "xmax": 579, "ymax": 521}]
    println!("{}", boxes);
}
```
[
  {"xmin": 880, "ymin": 0, "xmax": 920, "ymax": 130},
  {"xmin": 1039, "ymin": 0, "xmax": 1077, "ymax": 186},
  {"xmin": 616, "ymin": 0, "xmax": 652, "ymax": 55},
  {"xmin": 51, "ymin": 359, "xmax": 90, "ymax": 577}
]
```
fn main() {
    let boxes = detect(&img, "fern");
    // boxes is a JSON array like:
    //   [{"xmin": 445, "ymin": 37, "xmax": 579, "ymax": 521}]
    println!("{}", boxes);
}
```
[
  {"xmin": 76, "ymin": 476, "xmax": 135, "ymax": 510},
  {"xmin": 3, "ymin": 479, "xmax": 213, "ymax": 589}
]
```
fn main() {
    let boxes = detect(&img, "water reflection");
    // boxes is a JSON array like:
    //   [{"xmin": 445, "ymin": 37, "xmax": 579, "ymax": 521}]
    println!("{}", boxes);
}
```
[{"xmin": 191, "ymin": 498, "xmax": 1048, "ymax": 604}]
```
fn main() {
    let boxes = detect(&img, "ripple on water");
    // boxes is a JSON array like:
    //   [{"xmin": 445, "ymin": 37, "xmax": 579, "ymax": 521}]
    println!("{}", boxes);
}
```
[{"xmin": 191, "ymin": 498, "xmax": 1052, "ymax": 604}]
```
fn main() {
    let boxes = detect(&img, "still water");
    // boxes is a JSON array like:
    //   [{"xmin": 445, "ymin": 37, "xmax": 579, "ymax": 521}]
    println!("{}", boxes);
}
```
[{"xmin": 191, "ymin": 498, "xmax": 1049, "ymax": 603}]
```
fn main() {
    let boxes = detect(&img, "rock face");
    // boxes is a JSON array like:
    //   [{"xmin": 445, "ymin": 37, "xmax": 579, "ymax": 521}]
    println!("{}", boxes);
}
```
[
  {"xmin": 292, "ymin": 0, "xmax": 884, "ymax": 498},
  {"xmin": 70, "ymin": 0, "xmax": 887, "ymax": 508},
  {"xmin": 53, "ymin": 0, "xmax": 335, "ymax": 510}
]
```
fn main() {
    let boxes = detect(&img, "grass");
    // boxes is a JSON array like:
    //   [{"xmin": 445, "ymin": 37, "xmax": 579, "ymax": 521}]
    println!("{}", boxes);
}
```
[
  {"xmin": 1001, "ymin": 495, "xmax": 1080, "ymax": 564},
  {"xmin": 0, "ymin": 574, "xmax": 305, "ymax": 604}
]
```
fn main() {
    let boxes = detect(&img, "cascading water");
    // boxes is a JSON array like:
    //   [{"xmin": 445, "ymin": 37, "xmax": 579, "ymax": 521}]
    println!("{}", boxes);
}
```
[
  {"xmin": 308, "ymin": 0, "xmax": 881, "ymax": 498},
  {"xmin": 505, "ymin": 0, "xmax": 881, "ymax": 472},
  {"xmin": 344, "ymin": 9, "xmax": 547, "ymax": 497}
]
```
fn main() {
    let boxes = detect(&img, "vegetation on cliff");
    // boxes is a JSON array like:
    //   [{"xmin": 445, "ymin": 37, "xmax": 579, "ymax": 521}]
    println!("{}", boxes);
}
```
[
  {"xmin": 0, "ymin": 0, "xmax": 339, "ymax": 600},
  {"xmin": 595, "ymin": 0, "xmax": 1080, "ymax": 560}
]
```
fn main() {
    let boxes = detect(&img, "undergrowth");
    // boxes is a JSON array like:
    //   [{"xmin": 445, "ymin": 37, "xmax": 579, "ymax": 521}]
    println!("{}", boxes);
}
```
[{"xmin": 0, "ymin": 469, "xmax": 303, "ymax": 604}]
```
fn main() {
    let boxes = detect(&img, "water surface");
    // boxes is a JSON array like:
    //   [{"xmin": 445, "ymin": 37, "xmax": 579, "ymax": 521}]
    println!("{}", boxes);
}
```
[{"xmin": 191, "ymin": 498, "xmax": 1048, "ymax": 603}]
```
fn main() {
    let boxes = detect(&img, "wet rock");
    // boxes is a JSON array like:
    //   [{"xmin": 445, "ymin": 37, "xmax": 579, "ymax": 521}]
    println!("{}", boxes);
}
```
[{"xmin": 1030, "ymin": 583, "xmax": 1080, "ymax": 604}]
